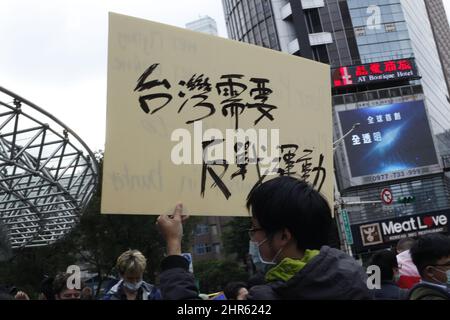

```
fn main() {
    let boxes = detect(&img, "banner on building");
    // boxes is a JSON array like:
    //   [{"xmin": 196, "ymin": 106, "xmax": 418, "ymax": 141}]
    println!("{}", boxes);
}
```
[{"xmin": 351, "ymin": 210, "xmax": 449, "ymax": 253}]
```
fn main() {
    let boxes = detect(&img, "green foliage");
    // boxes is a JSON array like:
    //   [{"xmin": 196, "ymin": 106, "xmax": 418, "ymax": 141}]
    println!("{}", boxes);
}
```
[{"xmin": 221, "ymin": 217, "xmax": 251, "ymax": 263}]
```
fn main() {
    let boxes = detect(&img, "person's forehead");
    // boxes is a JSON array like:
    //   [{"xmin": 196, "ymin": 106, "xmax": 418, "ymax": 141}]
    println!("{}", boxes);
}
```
[
  {"xmin": 124, "ymin": 271, "xmax": 142, "ymax": 278},
  {"xmin": 62, "ymin": 288, "xmax": 80, "ymax": 295}
]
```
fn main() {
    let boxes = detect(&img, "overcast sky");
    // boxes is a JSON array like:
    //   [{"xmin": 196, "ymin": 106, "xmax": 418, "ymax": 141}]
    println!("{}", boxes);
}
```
[{"xmin": 1, "ymin": 0, "xmax": 449, "ymax": 151}]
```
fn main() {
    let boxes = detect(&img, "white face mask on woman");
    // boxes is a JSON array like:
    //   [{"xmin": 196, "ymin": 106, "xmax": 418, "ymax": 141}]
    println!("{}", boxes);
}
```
[{"xmin": 123, "ymin": 280, "xmax": 143, "ymax": 292}]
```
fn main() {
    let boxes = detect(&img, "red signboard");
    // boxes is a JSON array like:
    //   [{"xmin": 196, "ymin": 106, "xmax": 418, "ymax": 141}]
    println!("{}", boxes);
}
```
[{"xmin": 332, "ymin": 58, "xmax": 419, "ymax": 88}]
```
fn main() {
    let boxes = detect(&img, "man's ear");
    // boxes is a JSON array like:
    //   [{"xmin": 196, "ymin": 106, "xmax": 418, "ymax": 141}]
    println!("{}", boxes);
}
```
[
  {"xmin": 424, "ymin": 266, "xmax": 435, "ymax": 279},
  {"xmin": 280, "ymin": 228, "xmax": 293, "ymax": 244}
]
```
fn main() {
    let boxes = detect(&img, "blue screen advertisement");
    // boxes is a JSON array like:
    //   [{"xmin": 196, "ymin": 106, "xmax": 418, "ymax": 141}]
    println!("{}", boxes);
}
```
[{"xmin": 337, "ymin": 101, "xmax": 439, "ymax": 184}]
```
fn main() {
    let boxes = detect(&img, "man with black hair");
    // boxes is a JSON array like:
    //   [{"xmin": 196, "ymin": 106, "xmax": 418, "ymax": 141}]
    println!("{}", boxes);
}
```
[
  {"xmin": 409, "ymin": 234, "xmax": 450, "ymax": 300},
  {"xmin": 223, "ymin": 281, "xmax": 248, "ymax": 300},
  {"xmin": 369, "ymin": 250, "xmax": 408, "ymax": 300},
  {"xmin": 157, "ymin": 176, "xmax": 371, "ymax": 300},
  {"xmin": 53, "ymin": 272, "xmax": 83, "ymax": 300}
]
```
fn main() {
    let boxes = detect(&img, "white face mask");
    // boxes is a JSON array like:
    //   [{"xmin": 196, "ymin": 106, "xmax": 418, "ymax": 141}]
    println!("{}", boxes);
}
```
[
  {"xmin": 123, "ymin": 280, "xmax": 143, "ymax": 292},
  {"xmin": 249, "ymin": 238, "xmax": 283, "ymax": 266}
]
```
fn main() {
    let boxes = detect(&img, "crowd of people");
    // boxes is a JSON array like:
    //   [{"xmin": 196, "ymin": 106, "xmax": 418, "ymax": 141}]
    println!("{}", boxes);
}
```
[{"xmin": 1, "ymin": 176, "xmax": 449, "ymax": 300}]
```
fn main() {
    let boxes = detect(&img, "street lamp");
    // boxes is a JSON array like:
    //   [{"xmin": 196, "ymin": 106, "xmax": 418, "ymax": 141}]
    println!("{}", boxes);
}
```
[
  {"xmin": 333, "ymin": 122, "xmax": 360, "ymax": 257},
  {"xmin": 333, "ymin": 122, "xmax": 360, "ymax": 151}
]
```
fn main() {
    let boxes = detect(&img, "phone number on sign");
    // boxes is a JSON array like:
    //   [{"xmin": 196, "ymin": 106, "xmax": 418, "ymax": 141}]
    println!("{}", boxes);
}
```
[{"xmin": 364, "ymin": 168, "xmax": 425, "ymax": 183}]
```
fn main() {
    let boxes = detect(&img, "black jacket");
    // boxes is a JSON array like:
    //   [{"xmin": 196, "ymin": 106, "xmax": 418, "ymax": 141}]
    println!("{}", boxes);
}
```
[
  {"xmin": 371, "ymin": 281, "xmax": 409, "ymax": 300},
  {"xmin": 159, "ymin": 246, "xmax": 371, "ymax": 300},
  {"xmin": 408, "ymin": 282, "xmax": 450, "ymax": 300}
]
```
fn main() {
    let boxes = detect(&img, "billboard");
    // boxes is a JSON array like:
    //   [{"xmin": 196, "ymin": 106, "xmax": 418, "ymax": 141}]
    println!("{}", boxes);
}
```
[
  {"xmin": 332, "ymin": 58, "xmax": 420, "ymax": 88},
  {"xmin": 336, "ymin": 100, "xmax": 441, "ymax": 188},
  {"xmin": 351, "ymin": 210, "xmax": 449, "ymax": 253}
]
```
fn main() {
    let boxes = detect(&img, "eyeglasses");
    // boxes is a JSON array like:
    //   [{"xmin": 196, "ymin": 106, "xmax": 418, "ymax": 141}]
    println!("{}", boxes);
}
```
[
  {"xmin": 433, "ymin": 262, "xmax": 450, "ymax": 267},
  {"xmin": 247, "ymin": 227, "xmax": 263, "ymax": 239}
]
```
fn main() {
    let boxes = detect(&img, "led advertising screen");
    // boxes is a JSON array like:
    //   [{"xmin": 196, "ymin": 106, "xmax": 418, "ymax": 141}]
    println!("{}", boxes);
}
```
[
  {"xmin": 336, "ymin": 100, "xmax": 441, "ymax": 187},
  {"xmin": 331, "ymin": 58, "xmax": 420, "ymax": 88}
]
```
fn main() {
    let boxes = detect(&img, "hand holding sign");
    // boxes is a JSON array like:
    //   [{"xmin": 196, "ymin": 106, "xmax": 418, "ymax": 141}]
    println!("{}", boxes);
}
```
[{"xmin": 156, "ymin": 203, "xmax": 189, "ymax": 255}]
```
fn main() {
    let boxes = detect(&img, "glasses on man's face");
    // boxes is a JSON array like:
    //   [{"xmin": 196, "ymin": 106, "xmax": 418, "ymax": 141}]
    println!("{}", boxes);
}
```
[
  {"xmin": 433, "ymin": 262, "xmax": 450, "ymax": 268},
  {"xmin": 248, "ymin": 227, "xmax": 263, "ymax": 239}
]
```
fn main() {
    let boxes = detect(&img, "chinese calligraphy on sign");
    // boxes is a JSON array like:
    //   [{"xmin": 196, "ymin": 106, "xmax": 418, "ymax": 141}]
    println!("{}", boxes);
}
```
[{"xmin": 102, "ymin": 13, "xmax": 332, "ymax": 216}]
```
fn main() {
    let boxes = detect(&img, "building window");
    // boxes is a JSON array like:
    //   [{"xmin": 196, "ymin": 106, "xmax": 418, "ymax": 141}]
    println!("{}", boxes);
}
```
[
  {"xmin": 305, "ymin": 9, "xmax": 323, "ymax": 34},
  {"xmin": 384, "ymin": 23, "xmax": 397, "ymax": 33},
  {"xmin": 210, "ymin": 224, "xmax": 218, "ymax": 236},
  {"xmin": 194, "ymin": 224, "xmax": 209, "ymax": 235},
  {"xmin": 354, "ymin": 27, "xmax": 366, "ymax": 37},
  {"xmin": 194, "ymin": 243, "xmax": 212, "ymax": 255}
]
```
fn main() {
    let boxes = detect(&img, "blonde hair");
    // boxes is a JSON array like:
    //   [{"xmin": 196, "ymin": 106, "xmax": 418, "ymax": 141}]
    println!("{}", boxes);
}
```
[{"xmin": 116, "ymin": 250, "xmax": 147, "ymax": 275}]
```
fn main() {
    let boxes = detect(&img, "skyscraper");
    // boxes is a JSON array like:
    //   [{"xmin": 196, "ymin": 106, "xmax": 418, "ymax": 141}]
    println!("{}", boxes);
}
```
[
  {"xmin": 222, "ymin": 0, "xmax": 450, "ymax": 258},
  {"xmin": 186, "ymin": 15, "xmax": 218, "ymax": 36},
  {"xmin": 425, "ymin": 0, "xmax": 450, "ymax": 97}
]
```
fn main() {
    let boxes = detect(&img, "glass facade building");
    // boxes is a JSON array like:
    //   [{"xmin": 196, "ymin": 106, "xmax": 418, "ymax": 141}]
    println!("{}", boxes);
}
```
[
  {"xmin": 425, "ymin": 0, "xmax": 450, "ymax": 96},
  {"xmin": 222, "ymin": 0, "xmax": 450, "ymax": 255},
  {"xmin": 222, "ymin": 0, "xmax": 280, "ymax": 50}
]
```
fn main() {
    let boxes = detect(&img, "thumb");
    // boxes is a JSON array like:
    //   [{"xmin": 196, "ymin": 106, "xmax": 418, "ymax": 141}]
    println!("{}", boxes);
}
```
[{"xmin": 173, "ymin": 203, "xmax": 183, "ymax": 219}]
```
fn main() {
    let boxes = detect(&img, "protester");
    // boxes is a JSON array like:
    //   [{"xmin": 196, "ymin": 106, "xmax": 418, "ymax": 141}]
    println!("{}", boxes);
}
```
[
  {"xmin": 103, "ymin": 249, "xmax": 161, "ymax": 300},
  {"xmin": 408, "ymin": 234, "xmax": 450, "ymax": 300},
  {"xmin": 368, "ymin": 250, "xmax": 408, "ymax": 300},
  {"xmin": 14, "ymin": 291, "xmax": 30, "ymax": 300},
  {"xmin": 157, "ymin": 176, "xmax": 371, "ymax": 300},
  {"xmin": 396, "ymin": 238, "xmax": 421, "ymax": 289},
  {"xmin": 0, "ymin": 285, "xmax": 14, "ymax": 300},
  {"xmin": 53, "ymin": 272, "xmax": 83, "ymax": 300},
  {"xmin": 224, "ymin": 282, "xmax": 248, "ymax": 300},
  {"xmin": 396, "ymin": 238, "xmax": 416, "ymax": 254}
]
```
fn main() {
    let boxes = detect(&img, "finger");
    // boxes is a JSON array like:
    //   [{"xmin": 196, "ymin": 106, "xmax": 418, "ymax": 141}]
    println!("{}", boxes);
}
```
[
  {"xmin": 181, "ymin": 215, "xmax": 190, "ymax": 223},
  {"xmin": 172, "ymin": 203, "xmax": 183, "ymax": 220}
]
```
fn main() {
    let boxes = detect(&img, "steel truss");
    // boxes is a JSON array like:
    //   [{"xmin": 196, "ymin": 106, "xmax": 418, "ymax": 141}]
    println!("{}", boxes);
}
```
[{"xmin": 0, "ymin": 87, "xmax": 98, "ymax": 249}]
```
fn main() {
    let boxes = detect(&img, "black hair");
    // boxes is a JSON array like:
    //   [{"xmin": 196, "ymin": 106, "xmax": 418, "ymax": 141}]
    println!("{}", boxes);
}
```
[
  {"xmin": 369, "ymin": 250, "xmax": 398, "ymax": 281},
  {"xmin": 40, "ymin": 276, "xmax": 55, "ymax": 300},
  {"xmin": 246, "ymin": 176, "xmax": 332, "ymax": 250},
  {"xmin": 53, "ymin": 272, "xmax": 84, "ymax": 297},
  {"xmin": 224, "ymin": 281, "xmax": 247, "ymax": 300},
  {"xmin": 396, "ymin": 238, "xmax": 416, "ymax": 253},
  {"xmin": 410, "ymin": 233, "xmax": 450, "ymax": 277}
]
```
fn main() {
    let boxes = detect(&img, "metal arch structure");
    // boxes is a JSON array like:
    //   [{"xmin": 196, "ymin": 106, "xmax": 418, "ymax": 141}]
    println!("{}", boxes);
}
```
[{"xmin": 0, "ymin": 86, "xmax": 98, "ymax": 250}]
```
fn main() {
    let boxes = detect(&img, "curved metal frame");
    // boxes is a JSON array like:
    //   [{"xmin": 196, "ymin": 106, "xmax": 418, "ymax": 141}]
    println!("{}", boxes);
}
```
[{"xmin": 0, "ymin": 86, "xmax": 99, "ymax": 249}]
